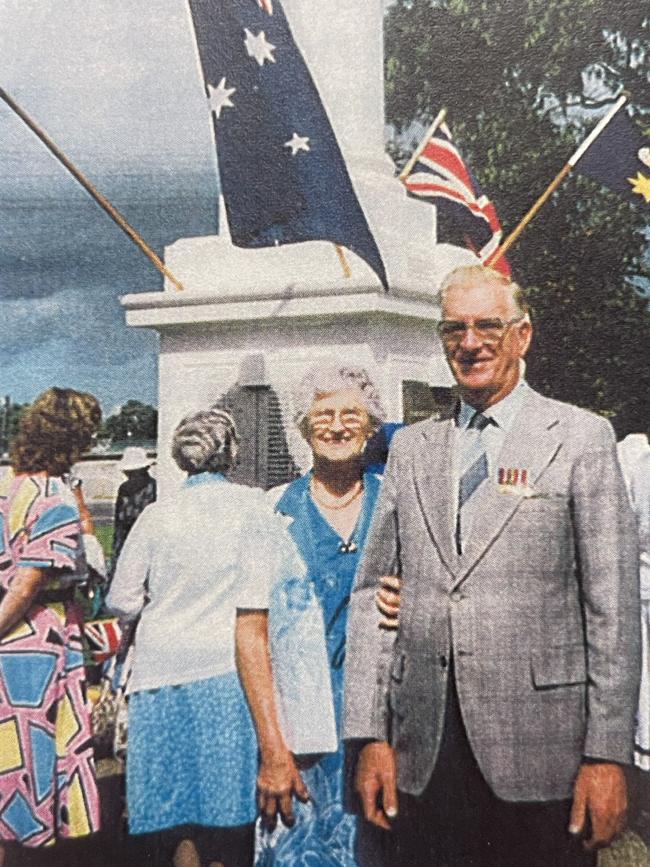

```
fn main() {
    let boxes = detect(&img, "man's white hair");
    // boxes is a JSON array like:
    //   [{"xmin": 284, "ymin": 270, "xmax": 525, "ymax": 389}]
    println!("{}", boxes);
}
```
[{"xmin": 439, "ymin": 265, "xmax": 529, "ymax": 318}]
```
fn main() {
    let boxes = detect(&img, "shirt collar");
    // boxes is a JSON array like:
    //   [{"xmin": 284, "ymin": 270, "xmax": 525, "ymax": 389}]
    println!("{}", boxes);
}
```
[
  {"xmin": 457, "ymin": 379, "xmax": 529, "ymax": 433},
  {"xmin": 183, "ymin": 471, "xmax": 228, "ymax": 488}
]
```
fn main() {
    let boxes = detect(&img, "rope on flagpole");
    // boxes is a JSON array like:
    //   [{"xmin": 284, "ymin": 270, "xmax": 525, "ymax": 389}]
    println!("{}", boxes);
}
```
[
  {"xmin": 487, "ymin": 94, "xmax": 629, "ymax": 267},
  {"xmin": 399, "ymin": 107, "xmax": 448, "ymax": 183},
  {"xmin": 0, "ymin": 86, "xmax": 185, "ymax": 292}
]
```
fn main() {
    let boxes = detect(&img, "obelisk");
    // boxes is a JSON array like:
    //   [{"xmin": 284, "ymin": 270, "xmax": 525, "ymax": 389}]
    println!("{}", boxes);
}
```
[{"xmin": 122, "ymin": 0, "xmax": 474, "ymax": 491}]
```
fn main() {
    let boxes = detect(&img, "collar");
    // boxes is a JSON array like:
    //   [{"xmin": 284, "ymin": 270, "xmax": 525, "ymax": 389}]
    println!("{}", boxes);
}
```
[
  {"xmin": 183, "ymin": 471, "xmax": 229, "ymax": 488},
  {"xmin": 275, "ymin": 470, "xmax": 381, "ymax": 519},
  {"xmin": 457, "ymin": 379, "xmax": 529, "ymax": 433}
]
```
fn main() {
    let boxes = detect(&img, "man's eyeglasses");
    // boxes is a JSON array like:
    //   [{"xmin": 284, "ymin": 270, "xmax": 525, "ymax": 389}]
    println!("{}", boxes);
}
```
[{"xmin": 436, "ymin": 316, "xmax": 524, "ymax": 345}]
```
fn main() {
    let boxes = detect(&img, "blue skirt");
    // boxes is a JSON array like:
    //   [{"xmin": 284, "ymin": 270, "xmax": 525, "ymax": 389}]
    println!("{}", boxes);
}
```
[{"xmin": 127, "ymin": 671, "xmax": 259, "ymax": 834}]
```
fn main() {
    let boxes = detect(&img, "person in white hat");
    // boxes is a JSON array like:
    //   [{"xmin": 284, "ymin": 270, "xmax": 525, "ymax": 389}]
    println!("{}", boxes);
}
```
[{"xmin": 112, "ymin": 446, "xmax": 157, "ymax": 572}]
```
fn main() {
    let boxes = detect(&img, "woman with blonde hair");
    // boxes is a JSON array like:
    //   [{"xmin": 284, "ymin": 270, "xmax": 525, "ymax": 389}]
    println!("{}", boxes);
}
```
[{"xmin": 0, "ymin": 387, "xmax": 102, "ymax": 862}]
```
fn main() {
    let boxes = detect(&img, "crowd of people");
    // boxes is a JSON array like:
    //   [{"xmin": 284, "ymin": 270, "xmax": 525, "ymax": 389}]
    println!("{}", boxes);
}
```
[{"xmin": 0, "ymin": 265, "xmax": 647, "ymax": 867}]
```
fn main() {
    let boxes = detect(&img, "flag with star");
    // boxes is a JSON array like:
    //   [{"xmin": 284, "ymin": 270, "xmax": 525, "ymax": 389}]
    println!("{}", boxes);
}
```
[
  {"xmin": 402, "ymin": 120, "xmax": 511, "ymax": 277},
  {"xmin": 575, "ymin": 108, "xmax": 650, "ymax": 207},
  {"xmin": 188, "ymin": 0, "xmax": 388, "ymax": 290}
]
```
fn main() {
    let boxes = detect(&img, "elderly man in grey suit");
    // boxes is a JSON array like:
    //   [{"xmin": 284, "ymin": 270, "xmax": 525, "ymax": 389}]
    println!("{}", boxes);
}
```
[{"xmin": 343, "ymin": 265, "xmax": 641, "ymax": 866}]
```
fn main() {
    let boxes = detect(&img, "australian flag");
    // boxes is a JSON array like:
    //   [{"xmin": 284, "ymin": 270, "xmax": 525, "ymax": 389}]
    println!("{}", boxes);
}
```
[
  {"xmin": 576, "ymin": 108, "xmax": 650, "ymax": 208},
  {"xmin": 403, "ymin": 121, "xmax": 511, "ymax": 277},
  {"xmin": 188, "ymin": 0, "xmax": 388, "ymax": 290}
]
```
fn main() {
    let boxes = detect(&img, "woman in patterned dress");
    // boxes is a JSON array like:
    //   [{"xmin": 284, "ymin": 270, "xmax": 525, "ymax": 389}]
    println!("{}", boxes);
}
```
[
  {"xmin": 0, "ymin": 388, "xmax": 102, "ymax": 863},
  {"xmin": 108, "ymin": 409, "xmax": 307, "ymax": 867},
  {"xmin": 259, "ymin": 364, "xmax": 391, "ymax": 867}
]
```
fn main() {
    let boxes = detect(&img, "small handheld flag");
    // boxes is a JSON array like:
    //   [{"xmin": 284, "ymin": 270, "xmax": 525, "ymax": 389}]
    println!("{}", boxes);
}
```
[
  {"xmin": 188, "ymin": 0, "xmax": 388, "ymax": 290},
  {"xmin": 401, "ymin": 114, "xmax": 511, "ymax": 277}
]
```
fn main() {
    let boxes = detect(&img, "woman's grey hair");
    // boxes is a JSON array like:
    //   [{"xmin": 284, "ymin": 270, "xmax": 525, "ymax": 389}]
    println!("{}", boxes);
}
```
[
  {"xmin": 171, "ymin": 408, "xmax": 239, "ymax": 475},
  {"xmin": 293, "ymin": 363, "xmax": 387, "ymax": 437}
]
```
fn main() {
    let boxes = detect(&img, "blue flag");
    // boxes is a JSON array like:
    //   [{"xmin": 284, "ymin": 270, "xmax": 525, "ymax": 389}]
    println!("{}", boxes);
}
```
[
  {"xmin": 576, "ymin": 108, "xmax": 650, "ymax": 208},
  {"xmin": 188, "ymin": 0, "xmax": 388, "ymax": 290}
]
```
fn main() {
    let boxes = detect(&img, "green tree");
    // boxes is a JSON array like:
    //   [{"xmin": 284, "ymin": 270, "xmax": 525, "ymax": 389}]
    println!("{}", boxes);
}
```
[
  {"xmin": 0, "ymin": 401, "xmax": 28, "ymax": 453},
  {"xmin": 385, "ymin": 0, "xmax": 650, "ymax": 434},
  {"xmin": 104, "ymin": 400, "xmax": 158, "ymax": 441}
]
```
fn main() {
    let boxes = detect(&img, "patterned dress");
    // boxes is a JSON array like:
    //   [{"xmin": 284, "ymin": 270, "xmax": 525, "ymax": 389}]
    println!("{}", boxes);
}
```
[
  {"xmin": 259, "ymin": 472, "xmax": 381, "ymax": 867},
  {"xmin": 0, "ymin": 472, "xmax": 100, "ymax": 847}
]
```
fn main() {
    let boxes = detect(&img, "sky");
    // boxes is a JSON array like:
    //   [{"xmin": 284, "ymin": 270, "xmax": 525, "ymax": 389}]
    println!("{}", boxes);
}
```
[
  {"xmin": 0, "ymin": 1, "xmax": 223, "ymax": 413},
  {"xmin": 1, "ymin": 1, "xmax": 398, "ymax": 414}
]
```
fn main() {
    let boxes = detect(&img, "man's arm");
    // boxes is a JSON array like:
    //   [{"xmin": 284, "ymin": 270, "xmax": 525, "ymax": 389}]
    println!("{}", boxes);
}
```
[
  {"xmin": 344, "ymin": 442, "xmax": 402, "ymax": 742},
  {"xmin": 569, "ymin": 417, "xmax": 641, "ymax": 848},
  {"xmin": 344, "ymin": 439, "xmax": 405, "ymax": 827}
]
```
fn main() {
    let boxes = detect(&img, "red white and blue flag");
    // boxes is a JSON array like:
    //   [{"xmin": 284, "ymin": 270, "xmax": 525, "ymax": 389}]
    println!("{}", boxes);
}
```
[
  {"xmin": 84, "ymin": 618, "xmax": 123, "ymax": 664},
  {"xmin": 403, "ymin": 122, "xmax": 511, "ymax": 276}
]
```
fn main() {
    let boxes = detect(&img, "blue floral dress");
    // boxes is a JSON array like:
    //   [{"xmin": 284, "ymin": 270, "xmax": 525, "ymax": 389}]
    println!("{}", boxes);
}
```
[{"xmin": 259, "ymin": 472, "xmax": 381, "ymax": 867}]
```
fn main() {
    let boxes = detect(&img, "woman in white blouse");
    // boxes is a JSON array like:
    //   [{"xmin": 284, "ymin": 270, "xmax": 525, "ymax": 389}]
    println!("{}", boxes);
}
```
[{"xmin": 108, "ymin": 408, "xmax": 307, "ymax": 867}]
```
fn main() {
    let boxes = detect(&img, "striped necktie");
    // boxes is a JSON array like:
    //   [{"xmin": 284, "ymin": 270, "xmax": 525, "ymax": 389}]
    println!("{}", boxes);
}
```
[{"xmin": 456, "ymin": 411, "xmax": 491, "ymax": 554}]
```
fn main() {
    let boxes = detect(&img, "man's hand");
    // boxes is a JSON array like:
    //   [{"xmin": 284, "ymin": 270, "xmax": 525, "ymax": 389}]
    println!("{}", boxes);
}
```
[
  {"xmin": 257, "ymin": 749, "xmax": 309, "ymax": 831},
  {"xmin": 355, "ymin": 740, "xmax": 398, "ymax": 830},
  {"xmin": 375, "ymin": 575, "xmax": 401, "ymax": 629},
  {"xmin": 569, "ymin": 762, "xmax": 627, "ymax": 850}
]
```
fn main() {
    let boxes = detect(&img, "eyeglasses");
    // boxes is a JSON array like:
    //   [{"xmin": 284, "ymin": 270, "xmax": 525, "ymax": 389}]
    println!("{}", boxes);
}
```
[
  {"xmin": 308, "ymin": 408, "xmax": 368, "ymax": 433},
  {"xmin": 437, "ymin": 316, "xmax": 524, "ymax": 344}
]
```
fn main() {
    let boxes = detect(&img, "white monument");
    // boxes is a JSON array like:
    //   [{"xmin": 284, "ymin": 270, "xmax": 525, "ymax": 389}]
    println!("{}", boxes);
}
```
[{"xmin": 121, "ymin": 0, "xmax": 475, "ymax": 490}]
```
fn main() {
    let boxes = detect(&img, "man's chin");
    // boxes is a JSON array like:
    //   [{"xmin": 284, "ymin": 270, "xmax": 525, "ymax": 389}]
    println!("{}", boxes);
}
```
[{"xmin": 456, "ymin": 373, "xmax": 495, "ymax": 393}]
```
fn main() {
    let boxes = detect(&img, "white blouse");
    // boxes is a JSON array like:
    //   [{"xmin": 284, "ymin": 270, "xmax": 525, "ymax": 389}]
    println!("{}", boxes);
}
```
[{"xmin": 107, "ymin": 473, "xmax": 299, "ymax": 693}]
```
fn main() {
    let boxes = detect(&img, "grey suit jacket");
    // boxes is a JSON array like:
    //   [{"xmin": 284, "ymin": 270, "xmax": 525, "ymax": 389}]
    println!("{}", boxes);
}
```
[{"xmin": 343, "ymin": 388, "xmax": 641, "ymax": 801}]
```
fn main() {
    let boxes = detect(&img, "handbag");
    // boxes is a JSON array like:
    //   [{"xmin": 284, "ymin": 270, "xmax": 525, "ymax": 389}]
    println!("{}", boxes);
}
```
[
  {"xmin": 89, "ymin": 621, "xmax": 135, "ymax": 761},
  {"xmin": 268, "ymin": 574, "xmax": 338, "ymax": 756}
]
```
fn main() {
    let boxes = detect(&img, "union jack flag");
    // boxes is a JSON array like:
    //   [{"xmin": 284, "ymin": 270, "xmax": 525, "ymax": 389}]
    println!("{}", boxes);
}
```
[
  {"xmin": 403, "ymin": 122, "xmax": 511, "ymax": 276},
  {"xmin": 84, "ymin": 618, "xmax": 122, "ymax": 664}
]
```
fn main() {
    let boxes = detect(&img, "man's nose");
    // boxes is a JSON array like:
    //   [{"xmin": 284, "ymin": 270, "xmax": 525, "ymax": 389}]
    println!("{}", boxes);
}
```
[
  {"xmin": 330, "ymin": 413, "xmax": 346, "ymax": 432},
  {"xmin": 459, "ymin": 324, "xmax": 482, "ymax": 350}
]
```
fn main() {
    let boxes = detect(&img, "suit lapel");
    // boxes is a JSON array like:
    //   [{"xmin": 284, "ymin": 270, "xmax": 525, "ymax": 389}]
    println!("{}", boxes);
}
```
[
  {"xmin": 452, "ymin": 390, "xmax": 563, "ymax": 588},
  {"xmin": 413, "ymin": 418, "xmax": 458, "ymax": 577}
]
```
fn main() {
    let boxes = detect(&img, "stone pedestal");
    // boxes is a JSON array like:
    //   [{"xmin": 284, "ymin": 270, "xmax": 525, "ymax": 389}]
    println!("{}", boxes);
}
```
[{"xmin": 122, "ymin": 0, "xmax": 476, "ymax": 492}]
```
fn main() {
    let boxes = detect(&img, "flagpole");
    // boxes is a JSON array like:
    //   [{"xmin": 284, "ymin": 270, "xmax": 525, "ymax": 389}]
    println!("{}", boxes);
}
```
[
  {"xmin": 488, "ymin": 94, "xmax": 629, "ymax": 267},
  {"xmin": 334, "ymin": 245, "xmax": 352, "ymax": 279},
  {"xmin": 0, "ymin": 86, "xmax": 185, "ymax": 292},
  {"xmin": 399, "ymin": 107, "xmax": 448, "ymax": 182}
]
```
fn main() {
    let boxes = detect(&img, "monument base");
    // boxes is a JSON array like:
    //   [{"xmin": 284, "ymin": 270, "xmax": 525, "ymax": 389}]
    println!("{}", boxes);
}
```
[{"xmin": 122, "ymin": 286, "xmax": 456, "ymax": 493}]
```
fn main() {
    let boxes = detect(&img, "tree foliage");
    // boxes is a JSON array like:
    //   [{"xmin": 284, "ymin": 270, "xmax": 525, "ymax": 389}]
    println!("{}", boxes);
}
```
[
  {"xmin": 104, "ymin": 400, "xmax": 158, "ymax": 441},
  {"xmin": 385, "ymin": 0, "xmax": 650, "ymax": 434},
  {"xmin": 0, "ymin": 401, "xmax": 28, "ymax": 454}
]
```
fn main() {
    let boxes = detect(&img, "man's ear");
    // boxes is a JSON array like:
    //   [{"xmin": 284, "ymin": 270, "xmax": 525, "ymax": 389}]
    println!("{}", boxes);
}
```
[{"xmin": 518, "ymin": 319, "xmax": 533, "ymax": 357}]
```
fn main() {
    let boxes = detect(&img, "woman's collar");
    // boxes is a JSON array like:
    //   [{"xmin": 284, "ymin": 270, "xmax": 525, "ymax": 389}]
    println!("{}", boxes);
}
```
[{"xmin": 183, "ymin": 471, "xmax": 229, "ymax": 488}]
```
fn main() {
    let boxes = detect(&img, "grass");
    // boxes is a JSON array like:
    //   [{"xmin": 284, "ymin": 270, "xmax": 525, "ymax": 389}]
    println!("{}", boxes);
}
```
[
  {"xmin": 94, "ymin": 524, "xmax": 114, "ymax": 560},
  {"xmin": 600, "ymin": 831, "xmax": 650, "ymax": 866}
]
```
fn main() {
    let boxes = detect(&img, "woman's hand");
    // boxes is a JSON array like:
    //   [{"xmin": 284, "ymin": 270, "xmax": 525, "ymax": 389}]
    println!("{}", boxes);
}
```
[
  {"xmin": 235, "ymin": 610, "xmax": 310, "ymax": 829},
  {"xmin": 375, "ymin": 575, "xmax": 401, "ymax": 629},
  {"xmin": 257, "ymin": 748, "xmax": 309, "ymax": 830}
]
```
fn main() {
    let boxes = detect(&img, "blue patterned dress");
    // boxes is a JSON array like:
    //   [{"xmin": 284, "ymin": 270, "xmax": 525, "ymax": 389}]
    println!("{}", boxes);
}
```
[{"xmin": 259, "ymin": 472, "xmax": 381, "ymax": 867}]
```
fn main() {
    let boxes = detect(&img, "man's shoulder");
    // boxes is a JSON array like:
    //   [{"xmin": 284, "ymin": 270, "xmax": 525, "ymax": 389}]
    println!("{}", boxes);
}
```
[
  {"xmin": 525, "ymin": 390, "xmax": 615, "ymax": 446},
  {"xmin": 389, "ymin": 415, "xmax": 447, "ymax": 450}
]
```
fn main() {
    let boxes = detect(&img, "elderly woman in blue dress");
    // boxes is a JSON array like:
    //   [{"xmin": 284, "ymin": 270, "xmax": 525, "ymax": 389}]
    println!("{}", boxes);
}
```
[
  {"xmin": 260, "ymin": 364, "xmax": 390, "ymax": 867},
  {"xmin": 108, "ymin": 408, "xmax": 307, "ymax": 867}
]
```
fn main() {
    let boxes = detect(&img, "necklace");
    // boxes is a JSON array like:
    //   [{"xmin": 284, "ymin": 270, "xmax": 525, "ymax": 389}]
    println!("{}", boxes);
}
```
[{"xmin": 310, "ymin": 480, "xmax": 364, "ymax": 511}]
